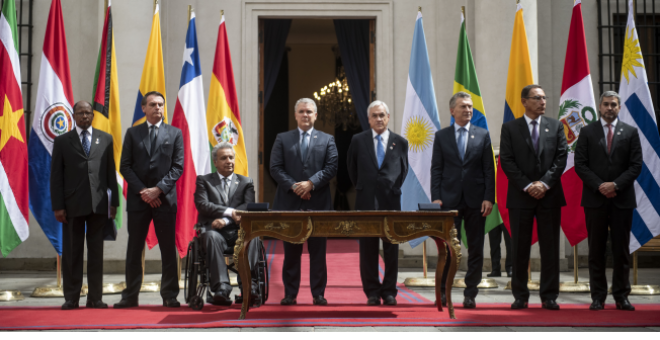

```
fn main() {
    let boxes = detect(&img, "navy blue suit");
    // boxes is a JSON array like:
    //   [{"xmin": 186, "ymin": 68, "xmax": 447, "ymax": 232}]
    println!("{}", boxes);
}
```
[{"xmin": 270, "ymin": 128, "xmax": 338, "ymax": 297}]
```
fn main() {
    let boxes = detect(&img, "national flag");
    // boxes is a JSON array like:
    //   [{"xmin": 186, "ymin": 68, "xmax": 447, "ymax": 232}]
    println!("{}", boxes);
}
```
[
  {"xmin": 557, "ymin": 0, "xmax": 593, "ymax": 246},
  {"xmin": 496, "ymin": 2, "xmax": 539, "ymax": 243},
  {"xmin": 400, "ymin": 11, "xmax": 441, "ymax": 248},
  {"xmin": 618, "ymin": 0, "xmax": 660, "ymax": 252},
  {"xmin": 206, "ymin": 14, "xmax": 248, "ymax": 176},
  {"xmin": 453, "ymin": 10, "xmax": 502, "ymax": 246},
  {"xmin": 137, "ymin": 3, "xmax": 167, "ymax": 250},
  {"xmin": 27, "ymin": 0, "xmax": 74, "ymax": 256},
  {"xmin": 0, "ymin": 0, "xmax": 29, "ymax": 257},
  {"xmin": 171, "ymin": 11, "xmax": 211, "ymax": 258},
  {"xmin": 91, "ymin": 0, "xmax": 124, "ymax": 230}
]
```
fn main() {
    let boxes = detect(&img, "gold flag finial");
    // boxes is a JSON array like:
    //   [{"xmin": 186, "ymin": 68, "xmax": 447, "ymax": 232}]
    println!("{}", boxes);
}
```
[
  {"xmin": 154, "ymin": 0, "xmax": 158, "ymax": 12},
  {"xmin": 516, "ymin": 0, "xmax": 520, "ymax": 4},
  {"xmin": 221, "ymin": 9, "xmax": 224, "ymax": 16},
  {"xmin": 418, "ymin": 6, "xmax": 422, "ymax": 12},
  {"xmin": 188, "ymin": 5, "xmax": 192, "ymax": 24}
]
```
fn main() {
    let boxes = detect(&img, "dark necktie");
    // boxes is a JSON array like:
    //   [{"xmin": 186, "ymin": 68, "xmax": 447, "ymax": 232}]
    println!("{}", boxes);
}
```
[
  {"xmin": 221, "ymin": 177, "xmax": 229, "ymax": 203},
  {"xmin": 457, "ymin": 127, "xmax": 466, "ymax": 161},
  {"xmin": 607, "ymin": 123, "xmax": 613, "ymax": 154},
  {"xmin": 301, "ymin": 131, "xmax": 309, "ymax": 162},
  {"xmin": 150, "ymin": 125, "xmax": 157, "ymax": 155},
  {"xmin": 81, "ymin": 130, "xmax": 90, "ymax": 156},
  {"xmin": 376, "ymin": 135, "xmax": 385, "ymax": 168},
  {"xmin": 531, "ymin": 120, "xmax": 539, "ymax": 154}
]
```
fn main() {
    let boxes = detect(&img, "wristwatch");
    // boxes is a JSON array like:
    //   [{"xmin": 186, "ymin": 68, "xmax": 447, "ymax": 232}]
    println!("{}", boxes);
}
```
[{"xmin": 613, "ymin": 182, "xmax": 619, "ymax": 191}]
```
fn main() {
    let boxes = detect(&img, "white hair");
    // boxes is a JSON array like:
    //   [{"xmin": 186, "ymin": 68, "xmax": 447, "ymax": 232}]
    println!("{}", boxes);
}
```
[
  {"xmin": 367, "ymin": 100, "xmax": 390, "ymax": 115},
  {"xmin": 212, "ymin": 142, "xmax": 235, "ymax": 161},
  {"xmin": 294, "ymin": 98, "xmax": 317, "ymax": 113}
]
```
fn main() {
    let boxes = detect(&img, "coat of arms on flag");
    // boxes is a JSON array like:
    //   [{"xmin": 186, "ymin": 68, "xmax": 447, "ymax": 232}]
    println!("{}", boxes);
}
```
[
  {"xmin": 39, "ymin": 103, "xmax": 74, "ymax": 143},
  {"xmin": 212, "ymin": 118, "xmax": 239, "ymax": 146},
  {"xmin": 558, "ymin": 99, "xmax": 596, "ymax": 151}
]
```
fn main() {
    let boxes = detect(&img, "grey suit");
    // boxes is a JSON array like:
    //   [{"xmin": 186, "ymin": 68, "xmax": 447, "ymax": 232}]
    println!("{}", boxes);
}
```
[
  {"xmin": 194, "ymin": 172, "xmax": 259, "ymax": 295},
  {"xmin": 270, "ymin": 128, "xmax": 338, "ymax": 297},
  {"xmin": 119, "ymin": 122, "xmax": 184, "ymax": 301},
  {"xmin": 50, "ymin": 128, "xmax": 118, "ymax": 302},
  {"xmin": 431, "ymin": 124, "xmax": 495, "ymax": 298}
]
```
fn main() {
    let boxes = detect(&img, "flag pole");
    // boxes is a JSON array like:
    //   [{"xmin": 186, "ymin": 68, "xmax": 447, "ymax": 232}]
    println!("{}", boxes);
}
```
[
  {"xmin": 140, "ymin": 242, "xmax": 161, "ymax": 292},
  {"xmin": 31, "ymin": 254, "xmax": 82, "ymax": 297},
  {"xmin": 559, "ymin": 245, "xmax": 590, "ymax": 292}
]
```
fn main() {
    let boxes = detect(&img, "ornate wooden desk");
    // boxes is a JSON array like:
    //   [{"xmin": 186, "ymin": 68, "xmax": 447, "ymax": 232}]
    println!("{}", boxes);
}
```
[{"xmin": 233, "ymin": 210, "xmax": 460, "ymax": 320}]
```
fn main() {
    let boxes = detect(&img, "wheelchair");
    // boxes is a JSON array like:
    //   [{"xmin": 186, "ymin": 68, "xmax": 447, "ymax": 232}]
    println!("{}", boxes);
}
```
[{"xmin": 184, "ymin": 225, "xmax": 269, "ymax": 311}]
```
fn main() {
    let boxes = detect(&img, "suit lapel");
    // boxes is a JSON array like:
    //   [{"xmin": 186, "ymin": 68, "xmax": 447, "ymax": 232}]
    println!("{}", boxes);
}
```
[
  {"xmin": 68, "ymin": 130, "xmax": 86, "ymax": 158},
  {"xmin": 140, "ymin": 123, "xmax": 151, "ymax": 156},
  {"xmin": 303, "ymin": 129, "xmax": 318, "ymax": 163},
  {"xmin": 209, "ymin": 173, "xmax": 228, "ymax": 205},
  {"xmin": 88, "ymin": 129, "xmax": 100, "ymax": 159},
  {"xmin": 228, "ymin": 175, "xmax": 240, "ymax": 203},
  {"xmin": 595, "ymin": 122, "xmax": 608, "ymax": 157},
  {"xmin": 518, "ymin": 118, "xmax": 537, "ymax": 157},
  {"xmin": 463, "ymin": 125, "xmax": 475, "ymax": 163},
  {"xmin": 448, "ymin": 126, "xmax": 461, "ymax": 161},
  {"xmin": 609, "ymin": 123, "xmax": 624, "ymax": 160},
  {"xmin": 537, "ymin": 117, "xmax": 549, "ymax": 159},
  {"xmin": 154, "ymin": 123, "xmax": 167, "ymax": 154}
]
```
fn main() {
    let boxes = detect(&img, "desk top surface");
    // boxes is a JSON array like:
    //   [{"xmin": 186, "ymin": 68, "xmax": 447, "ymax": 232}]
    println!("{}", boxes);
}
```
[{"xmin": 237, "ymin": 210, "xmax": 458, "ymax": 217}]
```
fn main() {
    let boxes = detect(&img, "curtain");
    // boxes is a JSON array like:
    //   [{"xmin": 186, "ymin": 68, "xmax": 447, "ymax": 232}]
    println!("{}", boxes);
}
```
[
  {"xmin": 264, "ymin": 19, "xmax": 292, "ymax": 107},
  {"xmin": 333, "ymin": 19, "xmax": 370, "ymax": 131}
]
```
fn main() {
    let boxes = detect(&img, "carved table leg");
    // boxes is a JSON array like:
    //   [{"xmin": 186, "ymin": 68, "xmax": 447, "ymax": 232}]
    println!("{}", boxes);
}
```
[
  {"xmin": 446, "ymin": 227, "xmax": 461, "ymax": 319},
  {"xmin": 234, "ymin": 229, "xmax": 252, "ymax": 320},
  {"xmin": 431, "ymin": 236, "xmax": 446, "ymax": 313}
]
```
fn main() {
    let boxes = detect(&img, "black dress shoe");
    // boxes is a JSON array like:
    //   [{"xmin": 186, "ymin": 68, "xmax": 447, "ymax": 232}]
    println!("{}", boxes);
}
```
[
  {"xmin": 511, "ymin": 299, "xmax": 528, "ymax": 309},
  {"xmin": 589, "ymin": 300, "xmax": 604, "ymax": 311},
  {"xmin": 163, "ymin": 297, "xmax": 181, "ymax": 308},
  {"xmin": 86, "ymin": 300, "xmax": 108, "ymax": 309},
  {"xmin": 212, "ymin": 291, "xmax": 233, "ymax": 306},
  {"xmin": 383, "ymin": 296, "xmax": 397, "ymax": 306},
  {"xmin": 441, "ymin": 291, "xmax": 447, "ymax": 307},
  {"xmin": 616, "ymin": 298, "xmax": 635, "ymax": 311},
  {"xmin": 367, "ymin": 296, "xmax": 381, "ymax": 305},
  {"xmin": 506, "ymin": 269, "xmax": 513, "ymax": 277},
  {"xmin": 463, "ymin": 296, "xmax": 476, "ymax": 309},
  {"xmin": 280, "ymin": 296, "xmax": 297, "ymax": 305},
  {"xmin": 113, "ymin": 299, "xmax": 138, "ymax": 308},
  {"xmin": 61, "ymin": 300, "xmax": 79, "ymax": 310},
  {"xmin": 486, "ymin": 271, "xmax": 502, "ymax": 277},
  {"xmin": 313, "ymin": 295, "xmax": 328, "ymax": 306},
  {"xmin": 542, "ymin": 299, "xmax": 560, "ymax": 310}
]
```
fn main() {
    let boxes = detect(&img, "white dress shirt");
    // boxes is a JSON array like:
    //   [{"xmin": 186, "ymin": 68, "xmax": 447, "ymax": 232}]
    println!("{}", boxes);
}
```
[
  {"xmin": 217, "ymin": 172, "xmax": 235, "ymax": 224},
  {"xmin": 75, "ymin": 125, "xmax": 93, "ymax": 147},
  {"xmin": 601, "ymin": 117, "xmax": 618, "ymax": 151},
  {"xmin": 372, "ymin": 128, "xmax": 390, "ymax": 156},
  {"xmin": 454, "ymin": 122, "xmax": 471, "ymax": 156},
  {"xmin": 146, "ymin": 119, "xmax": 163, "ymax": 137},
  {"xmin": 298, "ymin": 126, "xmax": 314, "ymax": 144},
  {"xmin": 522, "ymin": 114, "xmax": 549, "ymax": 192}
]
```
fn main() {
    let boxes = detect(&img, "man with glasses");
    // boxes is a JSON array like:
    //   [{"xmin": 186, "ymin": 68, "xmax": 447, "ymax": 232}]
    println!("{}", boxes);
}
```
[
  {"xmin": 50, "ymin": 101, "xmax": 119, "ymax": 310},
  {"xmin": 270, "ymin": 98, "xmax": 338, "ymax": 306},
  {"xmin": 500, "ymin": 84, "xmax": 568, "ymax": 310}
]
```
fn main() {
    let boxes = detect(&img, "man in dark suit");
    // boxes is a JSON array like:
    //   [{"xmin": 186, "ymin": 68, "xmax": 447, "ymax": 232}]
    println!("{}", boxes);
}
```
[
  {"xmin": 574, "ymin": 91, "xmax": 642, "ymax": 311},
  {"xmin": 50, "ymin": 101, "xmax": 118, "ymax": 310},
  {"xmin": 347, "ymin": 100, "xmax": 409, "ymax": 306},
  {"xmin": 431, "ymin": 92, "xmax": 495, "ymax": 309},
  {"xmin": 194, "ymin": 142, "xmax": 261, "ymax": 306},
  {"xmin": 270, "ymin": 98, "xmax": 338, "ymax": 306},
  {"xmin": 115, "ymin": 91, "xmax": 184, "ymax": 308},
  {"xmin": 500, "ymin": 84, "xmax": 568, "ymax": 310}
]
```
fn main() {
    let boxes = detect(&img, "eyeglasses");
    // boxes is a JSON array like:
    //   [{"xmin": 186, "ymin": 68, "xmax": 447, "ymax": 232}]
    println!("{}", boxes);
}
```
[{"xmin": 525, "ymin": 96, "xmax": 547, "ymax": 101}]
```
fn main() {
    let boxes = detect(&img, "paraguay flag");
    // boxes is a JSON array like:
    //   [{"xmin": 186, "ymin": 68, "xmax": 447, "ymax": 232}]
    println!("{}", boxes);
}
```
[
  {"xmin": 452, "ymin": 10, "xmax": 502, "ymax": 246},
  {"xmin": 557, "ymin": 0, "xmax": 593, "ymax": 246},
  {"xmin": 618, "ymin": 0, "xmax": 660, "ymax": 252},
  {"xmin": 206, "ymin": 13, "xmax": 248, "ymax": 176},
  {"xmin": 496, "ymin": 2, "xmax": 538, "ymax": 244},
  {"xmin": 170, "ymin": 11, "xmax": 210, "ymax": 258},
  {"xmin": 400, "ymin": 11, "xmax": 440, "ymax": 248},
  {"xmin": 27, "ymin": 0, "xmax": 74, "ymax": 256},
  {"xmin": 0, "ymin": 0, "xmax": 29, "ymax": 257},
  {"xmin": 91, "ymin": 0, "xmax": 124, "ymax": 230}
]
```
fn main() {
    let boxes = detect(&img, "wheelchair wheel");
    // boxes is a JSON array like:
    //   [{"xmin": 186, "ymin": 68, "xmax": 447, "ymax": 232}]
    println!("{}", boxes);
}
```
[
  {"xmin": 257, "ymin": 241, "xmax": 269, "ymax": 305},
  {"xmin": 184, "ymin": 240, "xmax": 198, "ymax": 305},
  {"xmin": 190, "ymin": 295, "xmax": 204, "ymax": 311}
]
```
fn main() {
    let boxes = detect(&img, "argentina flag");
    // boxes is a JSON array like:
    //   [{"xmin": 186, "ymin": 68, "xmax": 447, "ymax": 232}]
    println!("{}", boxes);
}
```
[
  {"xmin": 400, "ymin": 11, "xmax": 440, "ymax": 248},
  {"xmin": 618, "ymin": 0, "xmax": 660, "ymax": 252}
]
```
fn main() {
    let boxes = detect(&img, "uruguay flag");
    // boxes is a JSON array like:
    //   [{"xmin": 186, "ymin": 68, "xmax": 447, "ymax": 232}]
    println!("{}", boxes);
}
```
[
  {"xmin": 400, "ymin": 11, "xmax": 440, "ymax": 248},
  {"xmin": 27, "ymin": 0, "xmax": 74, "ymax": 256},
  {"xmin": 618, "ymin": 0, "xmax": 660, "ymax": 252},
  {"xmin": 170, "ymin": 11, "xmax": 211, "ymax": 258}
]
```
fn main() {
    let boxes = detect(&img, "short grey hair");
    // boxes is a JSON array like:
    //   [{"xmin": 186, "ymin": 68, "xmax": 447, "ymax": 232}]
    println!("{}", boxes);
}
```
[
  {"xmin": 212, "ymin": 142, "xmax": 235, "ymax": 161},
  {"xmin": 294, "ymin": 98, "xmax": 317, "ymax": 113},
  {"xmin": 600, "ymin": 91, "xmax": 622, "ymax": 105},
  {"xmin": 367, "ymin": 100, "xmax": 390, "ymax": 115},
  {"xmin": 449, "ymin": 91, "xmax": 472, "ymax": 109}
]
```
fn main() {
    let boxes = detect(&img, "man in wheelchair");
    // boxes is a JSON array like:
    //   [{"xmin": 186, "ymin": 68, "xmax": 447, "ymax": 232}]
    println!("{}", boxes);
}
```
[{"xmin": 193, "ymin": 142, "xmax": 261, "ymax": 306}]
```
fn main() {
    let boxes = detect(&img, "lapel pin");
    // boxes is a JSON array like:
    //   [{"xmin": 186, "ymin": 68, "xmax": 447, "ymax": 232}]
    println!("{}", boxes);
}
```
[
  {"xmin": 314, "ymin": 135, "xmax": 317, "ymax": 138},
  {"xmin": 235, "ymin": 181, "xmax": 239, "ymax": 185},
  {"xmin": 471, "ymin": 135, "xmax": 475, "ymax": 139},
  {"xmin": 617, "ymin": 132, "xmax": 621, "ymax": 135},
  {"xmin": 390, "ymin": 146, "xmax": 393, "ymax": 150},
  {"xmin": 620, "ymin": 128, "xmax": 623, "ymax": 131},
  {"xmin": 95, "ymin": 138, "xmax": 99, "ymax": 144},
  {"xmin": 545, "ymin": 128, "xmax": 549, "ymax": 132}
]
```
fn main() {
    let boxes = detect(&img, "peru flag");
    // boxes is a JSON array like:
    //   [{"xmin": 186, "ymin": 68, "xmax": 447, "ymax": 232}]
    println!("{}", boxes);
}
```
[
  {"xmin": 170, "ymin": 12, "xmax": 210, "ymax": 258},
  {"xmin": 557, "ymin": 0, "xmax": 594, "ymax": 246}
]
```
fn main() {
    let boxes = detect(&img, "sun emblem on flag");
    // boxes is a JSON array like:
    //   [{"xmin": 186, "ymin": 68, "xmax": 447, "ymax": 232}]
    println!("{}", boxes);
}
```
[
  {"xmin": 40, "ymin": 102, "xmax": 74, "ymax": 143},
  {"xmin": 212, "ymin": 118, "xmax": 239, "ymax": 145},
  {"xmin": 404, "ymin": 116, "xmax": 434, "ymax": 153},
  {"xmin": 621, "ymin": 27, "xmax": 644, "ymax": 84}
]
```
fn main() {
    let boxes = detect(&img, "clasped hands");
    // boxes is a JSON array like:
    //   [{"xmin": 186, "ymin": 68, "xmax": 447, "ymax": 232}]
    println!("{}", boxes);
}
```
[
  {"xmin": 527, "ymin": 181, "xmax": 547, "ymax": 200},
  {"xmin": 292, "ymin": 180, "xmax": 313, "ymax": 200},
  {"xmin": 140, "ymin": 187, "xmax": 163, "ymax": 208},
  {"xmin": 599, "ymin": 182, "xmax": 617, "ymax": 198},
  {"xmin": 211, "ymin": 210, "xmax": 242, "ymax": 230}
]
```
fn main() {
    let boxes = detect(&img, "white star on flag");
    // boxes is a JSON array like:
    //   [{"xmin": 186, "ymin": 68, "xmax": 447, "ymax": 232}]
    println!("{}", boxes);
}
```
[{"xmin": 182, "ymin": 45, "xmax": 194, "ymax": 66}]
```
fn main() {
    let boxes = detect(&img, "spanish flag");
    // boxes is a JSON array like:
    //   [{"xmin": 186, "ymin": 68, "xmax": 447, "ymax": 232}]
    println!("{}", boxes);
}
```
[
  {"xmin": 496, "ymin": 2, "xmax": 537, "ymax": 243},
  {"xmin": 453, "ymin": 10, "xmax": 502, "ymax": 246},
  {"xmin": 131, "ymin": 2, "xmax": 167, "ymax": 126},
  {"xmin": 91, "ymin": 0, "xmax": 124, "ymax": 228},
  {"xmin": 206, "ymin": 14, "xmax": 248, "ymax": 176}
]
